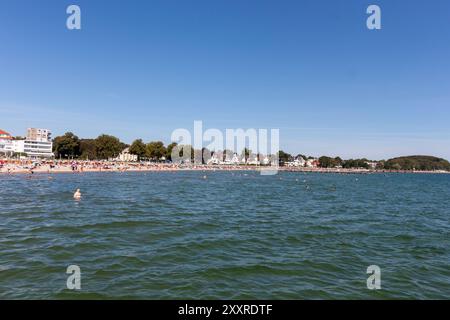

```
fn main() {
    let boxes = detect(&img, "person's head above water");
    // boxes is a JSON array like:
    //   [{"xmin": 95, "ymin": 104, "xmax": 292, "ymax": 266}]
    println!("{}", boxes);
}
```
[{"xmin": 74, "ymin": 189, "xmax": 81, "ymax": 198}]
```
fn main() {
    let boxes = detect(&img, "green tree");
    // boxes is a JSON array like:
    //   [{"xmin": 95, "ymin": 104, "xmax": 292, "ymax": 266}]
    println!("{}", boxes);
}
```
[
  {"xmin": 175, "ymin": 144, "xmax": 195, "ymax": 161},
  {"xmin": 166, "ymin": 142, "xmax": 178, "ymax": 161},
  {"xmin": 384, "ymin": 155, "xmax": 450, "ymax": 171},
  {"xmin": 53, "ymin": 132, "xmax": 81, "ymax": 159},
  {"xmin": 318, "ymin": 156, "xmax": 334, "ymax": 168},
  {"xmin": 241, "ymin": 148, "xmax": 252, "ymax": 162},
  {"xmin": 146, "ymin": 141, "xmax": 167, "ymax": 161},
  {"xmin": 95, "ymin": 134, "xmax": 123, "ymax": 159},
  {"xmin": 129, "ymin": 139, "xmax": 147, "ymax": 160},
  {"xmin": 223, "ymin": 149, "xmax": 233, "ymax": 161},
  {"xmin": 317, "ymin": 156, "xmax": 342, "ymax": 168},
  {"xmin": 342, "ymin": 159, "xmax": 369, "ymax": 169},
  {"xmin": 204, "ymin": 147, "xmax": 214, "ymax": 164},
  {"xmin": 278, "ymin": 150, "xmax": 292, "ymax": 164},
  {"xmin": 12, "ymin": 152, "xmax": 28, "ymax": 158},
  {"xmin": 79, "ymin": 139, "xmax": 97, "ymax": 160},
  {"xmin": 376, "ymin": 160, "xmax": 386, "ymax": 170}
]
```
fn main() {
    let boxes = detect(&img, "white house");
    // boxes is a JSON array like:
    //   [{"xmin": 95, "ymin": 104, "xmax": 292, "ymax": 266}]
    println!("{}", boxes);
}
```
[
  {"xmin": 207, "ymin": 152, "xmax": 220, "ymax": 165},
  {"xmin": 295, "ymin": 156, "xmax": 306, "ymax": 167},
  {"xmin": 115, "ymin": 148, "xmax": 138, "ymax": 162},
  {"xmin": 247, "ymin": 154, "xmax": 260, "ymax": 165},
  {"xmin": 366, "ymin": 161, "xmax": 378, "ymax": 169},
  {"xmin": 0, "ymin": 129, "xmax": 13, "ymax": 155},
  {"xmin": 224, "ymin": 153, "xmax": 242, "ymax": 165},
  {"xmin": 287, "ymin": 156, "xmax": 306, "ymax": 167},
  {"xmin": 262, "ymin": 156, "xmax": 271, "ymax": 165},
  {"xmin": 306, "ymin": 158, "xmax": 319, "ymax": 168}
]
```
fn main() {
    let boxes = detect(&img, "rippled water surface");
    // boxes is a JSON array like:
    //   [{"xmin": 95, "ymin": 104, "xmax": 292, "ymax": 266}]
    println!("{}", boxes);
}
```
[{"xmin": 1, "ymin": 171, "xmax": 449, "ymax": 299}]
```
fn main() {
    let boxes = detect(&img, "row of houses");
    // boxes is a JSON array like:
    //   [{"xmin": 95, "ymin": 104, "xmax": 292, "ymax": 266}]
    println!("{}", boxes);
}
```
[
  {"xmin": 285, "ymin": 157, "xmax": 320, "ymax": 168},
  {"xmin": 206, "ymin": 154, "xmax": 319, "ymax": 167},
  {"xmin": 205, "ymin": 152, "xmax": 274, "ymax": 166},
  {"xmin": 0, "ymin": 128, "xmax": 54, "ymax": 159},
  {"xmin": 284, "ymin": 157, "xmax": 379, "ymax": 169},
  {"xmin": 111, "ymin": 149, "xmax": 276, "ymax": 165}
]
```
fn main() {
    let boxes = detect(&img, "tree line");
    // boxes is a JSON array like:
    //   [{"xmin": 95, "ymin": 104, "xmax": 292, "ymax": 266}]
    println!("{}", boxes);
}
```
[
  {"xmin": 52, "ymin": 132, "xmax": 269, "ymax": 162},
  {"xmin": 316, "ymin": 155, "xmax": 450, "ymax": 170},
  {"xmin": 52, "ymin": 132, "xmax": 125, "ymax": 160},
  {"xmin": 53, "ymin": 132, "xmax": 176, "ymax": 161},
  {"xmin": 52, "ymin": 132, "xmax": 450, "ymax": 171},
  {"xmin": 277, "ymin": 151, "xmax": 374, "ymax": 169},
  {"xmin": 382, "ymin": 156, "xmax": 450, "ymax": 171}
]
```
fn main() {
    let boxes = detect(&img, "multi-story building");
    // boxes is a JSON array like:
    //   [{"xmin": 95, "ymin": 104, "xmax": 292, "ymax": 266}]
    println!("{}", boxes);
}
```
[
  {"xmin": 1, "ymin": 128, "xmax": 54, "ymax": 158},
  {"xmin": 26, "ymin": 128, "xmax": 52, "ymax": 142},
  {"xmin": 12, "ymin": 128, "xmax": 54, "ymax": 159}
]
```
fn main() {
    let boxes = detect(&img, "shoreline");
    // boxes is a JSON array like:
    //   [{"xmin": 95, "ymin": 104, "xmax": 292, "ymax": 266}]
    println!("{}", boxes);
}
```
[{"xmin": 1, "ymin": 162, "xmax": 449, "ymax": 175}]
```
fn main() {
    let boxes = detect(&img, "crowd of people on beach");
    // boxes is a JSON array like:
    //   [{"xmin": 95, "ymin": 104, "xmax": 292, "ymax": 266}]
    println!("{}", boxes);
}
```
[
  {"xmin": 0, "ymin": 159, "xmax": 260, "ymax": 174},
  {"xmin": 1, "ymin": 159, "xmax": 448, "ymax": 175}
]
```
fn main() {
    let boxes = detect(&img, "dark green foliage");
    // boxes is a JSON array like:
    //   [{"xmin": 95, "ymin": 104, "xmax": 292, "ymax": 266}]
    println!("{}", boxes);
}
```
[{"xmin": 383, "ymin": 156, "xmax": 450, "ymax": 171}]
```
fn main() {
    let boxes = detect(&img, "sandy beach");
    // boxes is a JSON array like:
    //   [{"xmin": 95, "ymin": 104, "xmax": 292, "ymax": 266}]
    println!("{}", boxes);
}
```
[{"xmin": 1, "ymin": 160, "xmax": 448, "ymax": 175}]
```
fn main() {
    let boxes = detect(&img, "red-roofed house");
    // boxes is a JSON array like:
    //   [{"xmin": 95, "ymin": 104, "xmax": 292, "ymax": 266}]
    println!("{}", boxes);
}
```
[
  {"xmin": 0, "ymin": 129, "xmax": 12, "ymax": 140},
  {"xmin": 0, "ymin": 129, "xmax": 14, "ymax": 155}
]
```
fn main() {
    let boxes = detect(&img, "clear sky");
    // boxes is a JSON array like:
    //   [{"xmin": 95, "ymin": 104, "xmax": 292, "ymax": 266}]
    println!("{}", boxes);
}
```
[{"xmin": 1, "ymin": 0, "xmax": 450, "ymax": 160}]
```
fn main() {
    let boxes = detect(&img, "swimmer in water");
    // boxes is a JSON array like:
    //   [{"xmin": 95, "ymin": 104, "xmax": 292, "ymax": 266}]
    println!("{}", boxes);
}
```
[{"xmin": 73, "ymin": 189, "xmax": 82, "ymax": 200}]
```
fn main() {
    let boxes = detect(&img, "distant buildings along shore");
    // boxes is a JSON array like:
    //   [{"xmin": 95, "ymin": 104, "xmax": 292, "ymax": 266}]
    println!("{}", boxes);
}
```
[
  {"xmin": 0, "ymin": 128, "xmax": 53, "ymax": 159},
  {"xmin": 1, "ymin": 128, "xmax": 449, "ymax": 172}
]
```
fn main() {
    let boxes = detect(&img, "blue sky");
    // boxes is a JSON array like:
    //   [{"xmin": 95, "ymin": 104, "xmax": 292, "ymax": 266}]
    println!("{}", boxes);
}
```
[{"xmin": 1, "ymin": 0, "xmax": 450, "ymax": 160}]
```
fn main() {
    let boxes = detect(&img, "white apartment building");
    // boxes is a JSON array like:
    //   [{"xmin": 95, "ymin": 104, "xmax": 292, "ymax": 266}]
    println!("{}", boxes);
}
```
[
  {"xmin": 1, "ymin": 128, "xmax": 54, "ymax": 158},
  {"xmin": 14, "ymin": 128, "xmax": 54, "ymax": 158},
  {"xmin": 26, "ymin": 128, "xmax": 51, "ymax": 142}
]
